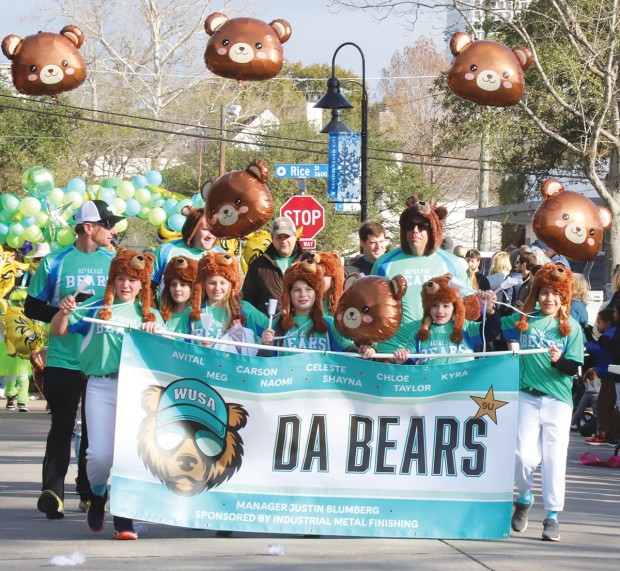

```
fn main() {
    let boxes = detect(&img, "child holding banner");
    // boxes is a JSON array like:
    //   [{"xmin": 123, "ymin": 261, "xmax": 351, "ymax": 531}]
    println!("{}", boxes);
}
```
[
  {"xmin": 261, "ymin": 255, "xmax": 374, "ymax": 357},
  {"xmin": 50, "ymin": 248, "xmax": 166, "ymax": 541},
  {"xmin": 390, "ymin": 274, "xmax": 499, "ymax": 365},
  {"xmin": 499, "ymin": 262, "xmax": 583, "ymax": 542},
  {"xmin": 158, "ymin": 256, "xmax": 197, "ymax": 332},
  {"xmin": 185, "ymin": 252, "xmax": 267, "ymax": 354}
]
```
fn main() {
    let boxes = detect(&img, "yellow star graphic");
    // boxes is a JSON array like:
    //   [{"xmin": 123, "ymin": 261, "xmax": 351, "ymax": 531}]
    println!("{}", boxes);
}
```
[{"xmin": 470, "ymin": 386, "xmax": 509, "ymax": 424}]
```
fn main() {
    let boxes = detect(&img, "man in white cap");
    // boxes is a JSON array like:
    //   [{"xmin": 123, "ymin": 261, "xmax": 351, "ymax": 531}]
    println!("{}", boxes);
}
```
[
  {"xmin": 242, "ymin": 216, "xmax": 307, "ymax": 315},
  {"xmin": 24, "ymin": 200, "xmax": 122, "ymax": 519}
]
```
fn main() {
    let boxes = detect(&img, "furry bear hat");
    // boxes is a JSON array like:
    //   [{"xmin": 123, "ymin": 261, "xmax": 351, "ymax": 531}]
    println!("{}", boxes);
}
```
[
  {"xmin": 399, "ymin": 195, "xmax": 448, "ymax": 255},
  {"xmin": 181, "ymin": 206, "xmax": 209, "ymax": 247},
  {"xmin": 189, "ymin": 252, "xmax": 243, "ymax": 321},
  {"xmin": 417, "ymin": 273, "xmax": 481, "ymax": 344},
  {"xmin": 160, "ymin": 256, "xmax": 198, "ymax": 322},
  {"xmin": 515, "ymin": 262, "xmax": 574, "ymax": 337},
  {"xmin": 280, "ymin": 254, "xmax": 327, "ymax": 333},
  {"xmin": 99, "ymin": 248, "xmax": 156, "ymax": 322},
  {"xmin": 302, "ymin": 251, "xmax": 344, "ymax": 315}
]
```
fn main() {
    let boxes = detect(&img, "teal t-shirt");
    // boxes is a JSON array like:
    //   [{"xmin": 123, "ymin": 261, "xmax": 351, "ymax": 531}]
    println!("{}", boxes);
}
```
[
  {"xmin": 372, "ymin": 247, "xmax": 471, "ymax": 351},
  {"xmin": 68, "ymin": 299, "xmax": 165, "ymax": 376},
  {"xmin": 27, "ymin": 245, "xmax": 115, "ymax": 370},
  {"xmin": 274, "ymin": 255, "xmax": 294, "ymax": 274},
  {"xmin": 270, "ymin": 314, "xmax": 352, "ymax": 354},
  {"xmin": 501, "ymin": 312, "xmax": 584, "ymax": 405},
  {"xmin": 166, "ymin": 311, "xmax": 187, "ymax": 334},
  {"xmin": 400, "ymin": 319, "xmax": 486, "ymax": 365},
  {"xmin": 151, "ymin": 239, "xmax": 225, "ymax": 285}
]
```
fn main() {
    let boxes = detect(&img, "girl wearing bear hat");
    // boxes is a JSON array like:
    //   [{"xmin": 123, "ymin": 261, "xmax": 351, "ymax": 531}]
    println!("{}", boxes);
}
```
[
  {"xmin": 497, "ymin": 262, "xmax": 584, "ymax": 542},
  {"xmin": 182, "ymin": 252, "xmax": 267, "ymax": 355},
  {"xmin": 392, "ymin": 274, "xmax": 498, "ymax": 366},
  {"xmin": 159, "ymin": 256, "xmax": 198, "ymax": 331},
  {"xmin": 50, "ymin": 248, "xmax": 166, "ymax": 540},
  {"xmin": 261, "ymin": 255, "xmax": 374, "ymax": 357}
]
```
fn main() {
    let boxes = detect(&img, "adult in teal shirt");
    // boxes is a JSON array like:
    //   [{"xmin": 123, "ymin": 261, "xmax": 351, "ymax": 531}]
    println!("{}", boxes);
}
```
[
  {"xmin": 372, "ymin": 196, "xmax": 471, "ymax": 351},
  {"xmin": 25, "ymin": 200, "xmax": 121, "ymax": 519}
]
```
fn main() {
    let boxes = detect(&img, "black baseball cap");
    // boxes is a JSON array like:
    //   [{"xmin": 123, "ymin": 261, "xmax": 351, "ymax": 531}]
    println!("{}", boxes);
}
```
[{"xmin": 75, "ymin": 200, "xmax": 125, "ymax": 227}]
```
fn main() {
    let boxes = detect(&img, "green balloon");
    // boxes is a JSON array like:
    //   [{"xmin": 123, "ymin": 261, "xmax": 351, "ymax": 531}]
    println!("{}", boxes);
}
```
[
  {"xmin": 22, "ymin": 166, "xmax": 56, "ymax": 198},
  {"xmin": 102, "ymin": 177, "xmax": 122, "ymax": 189}
]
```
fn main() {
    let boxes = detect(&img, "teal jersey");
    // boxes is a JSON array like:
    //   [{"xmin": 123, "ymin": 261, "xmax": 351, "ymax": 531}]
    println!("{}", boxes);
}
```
[
  {"xmin": 274, "ymin": 255, "xmax": 293, "ymax": 274},
  {"xmin": 270, "ymin": 315, "xmax": 353, "ymax": 355},
  {"xmin": 165, "ymin": 311, "xmax": 187, "ymax": 334},
  {"xmin": 27, "ymin": 245, "xmax": 114, "ymax": 370},
  {"xmin": 400, "ymin": 319, "xmax": 487, "ymax": 365},
  {"xmin": 68, "ymin": 299, "xmax": 165, "ymax": 376},
  {"xmin": 151, "ymin": 239, "xmax": 224, "ymax": 285},
  {"xmin": 501, "ymin": 312, "xmax": 584, "ymax": 405},
  {"xmin": 372, "ymin": 247, "xmax": 471, "ymax": 351}
]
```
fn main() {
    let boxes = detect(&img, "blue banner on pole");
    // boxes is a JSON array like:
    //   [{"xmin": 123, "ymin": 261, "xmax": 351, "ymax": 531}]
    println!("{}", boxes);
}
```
[{"xmin": 328, "ymin": 132, "xmax": 361, "ymax": 202}]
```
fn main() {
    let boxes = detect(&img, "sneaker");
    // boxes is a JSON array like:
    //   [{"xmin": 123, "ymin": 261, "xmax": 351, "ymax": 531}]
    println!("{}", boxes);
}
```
[
  {"xmin": 37, "ymin": 490, "xmax": 64, "ymax": 519},
  {"xmin": 113, "ymin": 516, "xmax": 138, "ymax": 540},
  {"xmin": 585, "ymin": 433, "xmax": 609, "ymax": 445},
  {"xmin": 87, "ymin": 491, "xmax": 108, "ymax": 532},
  {"xmin": 6, "ymin": 397, "xmax": 16, "ymax": 410},
  {"xmin": 511, "ymin": 498, "xmax": 533, "ymax": 533},
  {"xmin": 78, "ymin": 499, "xmax": 91, "ymax": 513},
  {"xmin": 18, "ymin": 403, "xmax": 28, "ymax": 412},
  {"xmin": 542, "ymin": 518, "xmax": 560, "ymax": 541}
]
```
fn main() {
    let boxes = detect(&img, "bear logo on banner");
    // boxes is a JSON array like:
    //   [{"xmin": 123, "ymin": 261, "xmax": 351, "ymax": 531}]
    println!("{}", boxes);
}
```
[{"xmin": 137, "ymin": 378, "xmax": 248, "ymax": 497}]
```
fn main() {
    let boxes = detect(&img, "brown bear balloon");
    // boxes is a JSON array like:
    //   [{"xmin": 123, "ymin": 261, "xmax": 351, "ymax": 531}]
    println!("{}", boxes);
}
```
[
  {"xmin": 201, "ymin": 160, "xmax": 274, "ymax": 239},
  {"xmin": 533, "ymin": 179, "xmax": 612, "ymax": 261},
  {"xmin": 335, "ymin": 274, "xmax": 407, "ymax": 345},
  {"xmin": 204, "ymin": 13, "xmax": 292, "ymax": 81},
  {"xmin": 2, "ymin": 26, "xmax": 87, "ymax": 98},
  {"xmin": 447, "ymin": 32, "xmax": 533, "ymax": 107}
]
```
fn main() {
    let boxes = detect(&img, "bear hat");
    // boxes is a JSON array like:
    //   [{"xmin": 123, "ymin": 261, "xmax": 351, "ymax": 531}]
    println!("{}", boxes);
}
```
[{"xmin": 399, "ymin": 195, "xmax": 448, "ymax": 256}]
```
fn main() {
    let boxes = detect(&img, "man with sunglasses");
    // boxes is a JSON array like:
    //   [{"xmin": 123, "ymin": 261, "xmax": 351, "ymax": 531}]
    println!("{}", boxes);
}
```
[
  {"xmin": 24, "ymin": 200, "xmax": 122, "ymax": 520},
  {"xmin": 372, "ymin": 196, "xmax": 471, "ymax": 351}
]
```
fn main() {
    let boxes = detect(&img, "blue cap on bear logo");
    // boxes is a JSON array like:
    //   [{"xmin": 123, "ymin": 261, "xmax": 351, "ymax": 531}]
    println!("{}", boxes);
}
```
[{"xmin": 157, "ymin": 378, "xmax": 228, "ymax": 444}]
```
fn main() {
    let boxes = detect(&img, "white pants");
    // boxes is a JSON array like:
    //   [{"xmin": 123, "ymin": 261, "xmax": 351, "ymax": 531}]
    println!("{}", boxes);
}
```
[
  {"xmin": 514, "ymin": 392, "xmax": 572, "ymax": 512},
  {"xmin": 84, "ymin": 376, "xmax": 118, "ymax": 491}
]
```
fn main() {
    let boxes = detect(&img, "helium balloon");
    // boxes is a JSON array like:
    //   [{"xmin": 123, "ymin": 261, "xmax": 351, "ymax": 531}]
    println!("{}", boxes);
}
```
[
  {"xmin": 168, "ymin": 213, "xmax": 185, "ymax": 233},
  {"xmin": 47, "ymin": 187, "xmax": 65, "ymax": 206},
  {"xmin": 23, "ymin": 225, "xmax": 43, "ymax": 242},
  {"xmin": 11, "ymin": 212, "xmax": 23, "ymax": 223},
  {"xmin": 145, "ymin": 170, "xmax": 163, "ymax": 186},
  {"xmin": 0, "ymin": 298, "xmax": 48, "ymax": 359},
  {"xmin": 135, "ymin": 188, "xmax": 151, "ymax": 205},
  {"xmin": 1, "ymin": 26, "xmax": 86, "ymax": 98},
  {"xmin": 192, "ymin": 193, "xmax": 205, "ymax": 208},
  {"xmin": 138, "ymin": 206, "xmax": 151, "ymax": 220},
  {"xmin": 0, "ymin": 211, "xmax": 12, "ymax": 223},
  {"xmin": 334, "ymin": 275, "xmax": 408, "ymax": 345},
  {"xmin": 201, "ymin": 159, "xmax": 274, "ymax": 238},
  {"xmin": 56, "ymin": 228, "xmax": 76, "ymax": 246},
  {"xmin": 532, "ymin": 179, "xmax": 613, "ymax": 261},
  {"xmin": 35, "ymin": 212, "xmax": 49, "ymax": 227},
  {"xmin": 123, "ymin": 198, "xmax": 141, "ymax": 217},
  {"xmin": 133, "ymin": 174, "xmax": 148, "ymax": 189},
  {"xmin": 447, "ymin": 32, "xmax": 533, "ymax": 107},
  {"xmin": 21, "ymin": 166, "xmax": 56, "ymax": 198},
  {"xmin": 100, "ymin": 187, "xmax": 116, "ymax": 205},
  {"xmin": 6, "ymin": 234, "xmax": 25, "ymax": 248},
  {"xmin": 177, "ymin": 199, "xmax": 193, "ymax": 213},
  {"xmin": 67, "ymin": 177, "xmax": 86, "ymax": 194},
  {"xmin": 116, "ymin": 180, "xmax": 135, "ymax": 199},
  {"xmin": 21, "ymin": 216, "xmax": 35, "ymax": 228},
  {"xmin": 0, "ymin": 223, "xmax": 8, "ymax": 236},
  {"xmin": 62, "ymin": 191, "xmax": 82, "ymax": 209},
  {"xmin": 111, "ymin": 198, "xmax": 126, "ymax": 216},
  {"xmin": 0, "ymin": 193, "xmax": 21, "ymax": 213},
  {"xmin": 115, "ymin": 219, "xmax": 128, "ymax": 233},
  {"xmin": 19, "ymin": 196, "xmax": 42, "ymax": 216},
  {"xmin": 102, "ymin": 177, "xmax": 122, "ymax": 189},
  {"xmin": 148, "ymin": 194, "xmax": 164, "ymax": 208},
  {"xmin": 204, "ymin": 13, "xmax": 292, "ymax": 81},
  {"xmin": 162, "ymin": 198, "xmax": 179, "ymax": 215},
  {"xmin": 148, "ymin": 207, "xmax": 167, "ymax": 226},
  {"xmin": 8, "ymin": 223, "xmax": 24, "ymax": 237}
]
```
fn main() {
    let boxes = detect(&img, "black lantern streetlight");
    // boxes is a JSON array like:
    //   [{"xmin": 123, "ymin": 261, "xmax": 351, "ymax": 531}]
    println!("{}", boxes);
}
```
[{"xmin": 314, "ymin": 42, "xmax": 368, "ymax": 222}]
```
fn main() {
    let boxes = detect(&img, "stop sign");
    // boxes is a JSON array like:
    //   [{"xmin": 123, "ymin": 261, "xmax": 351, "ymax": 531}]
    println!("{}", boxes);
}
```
[{"xmin": 280, "ymin": 195, "xmax": 325, "ymax": 240}]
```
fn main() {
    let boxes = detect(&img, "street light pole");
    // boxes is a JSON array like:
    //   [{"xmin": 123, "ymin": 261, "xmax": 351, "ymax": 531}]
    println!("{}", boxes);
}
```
[{"xmin": 314, "ymin": 42, "xmax": 368, "ymax": 222}]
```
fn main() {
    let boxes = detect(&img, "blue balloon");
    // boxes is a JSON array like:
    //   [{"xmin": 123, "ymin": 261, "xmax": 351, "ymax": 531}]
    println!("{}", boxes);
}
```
[
  {"xmin": 145, "ymin": 170, "xmax": 163, "ymax": 186},
  {"xmin": 133, "ymin": 175, "xmax": 148, "ymax": 189},
  {"xmin": 167, "ymin": 213, "xmax": 186, "ymax": 233},
  {"xmin": 124, "ymin": 198, "xmax": 141, "ymax": 217},
  {"xmin": 162, "ymin": 198, "xmax": 179, "ymax": 215},
  {"xmin": 192, "ymin": 193, "xmax": 205, "ymax": 208},
  {"xmin": 21, "ymin": 216, "xmax": 35, "ymax": 228},
  {"xmin": 176, "ymin": 199, "xmax": 193, "ymax": 213},
  {"xmin": 0, "ymin": 222, "xmax": 9, "ymax": 236},
  {"xmin": 149, "ymin": 194, "xmax": 165, "ymax": 208},
  {"xmin": 67, "ymin": 177, "xmax": 87, "ymax": 194},
  {"xmin": 100, "ymin": 187, "xmax": 116, "ymax": 205}
]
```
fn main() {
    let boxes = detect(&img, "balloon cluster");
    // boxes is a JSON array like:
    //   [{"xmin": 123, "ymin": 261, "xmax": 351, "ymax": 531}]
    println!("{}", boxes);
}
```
[{"xmin": 0, "ymin": 166, "xmax": 205, "ymax": 251}]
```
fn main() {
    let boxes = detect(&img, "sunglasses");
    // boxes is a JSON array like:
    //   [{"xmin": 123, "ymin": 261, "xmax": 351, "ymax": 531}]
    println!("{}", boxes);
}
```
[
  {"xmin": 92, "ymin": 219, "xmax": 115, "ymax": 230},
  {"xmin": 406, "ymin": 221, "xmax": 431, "ymax": 232}
]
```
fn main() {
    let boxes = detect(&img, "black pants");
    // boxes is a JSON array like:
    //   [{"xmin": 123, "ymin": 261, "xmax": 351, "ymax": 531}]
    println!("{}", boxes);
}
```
[{"xmin": 41, "ymin": 367, "xmax": 92, "ymax": 502}]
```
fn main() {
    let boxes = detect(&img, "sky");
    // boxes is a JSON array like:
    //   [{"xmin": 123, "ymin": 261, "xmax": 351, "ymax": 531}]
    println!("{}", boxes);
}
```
[{"xmin": 1, "ymin": 0, "xmax": 449, "ymax": 99}]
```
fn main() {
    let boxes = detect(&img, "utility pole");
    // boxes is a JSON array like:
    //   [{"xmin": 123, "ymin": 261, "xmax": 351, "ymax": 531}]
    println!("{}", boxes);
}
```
[
  {"xmin": 219, "ymin": 105, "xmax": 226, "ymax": 176},
  {"xmin": 478, "ymin": 121, "xmax": 491, "ymax": 250}
]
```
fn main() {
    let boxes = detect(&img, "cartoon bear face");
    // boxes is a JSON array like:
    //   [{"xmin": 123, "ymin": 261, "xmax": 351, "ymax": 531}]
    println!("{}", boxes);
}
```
[
  {"xmin": 532, "ymin": 179, "xmax": 612, "ymax": 261},
  {"xmin": 447, "ymin": 32, "xmax": 533, "ymax": 107},
  {"xmin": 201, "ymin": 160, "xmax": 274, "ymax": 239},
  {"xmin": 204, "ymin": 13, "xmax": 292, "ymax": 81},
  {"xmin": 1, "ymin": 26, "xmax": 86, "ymax": 97},
  {"xmin": 334, "ymin": 275, "xmax": 407, "ymax": 345}
]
